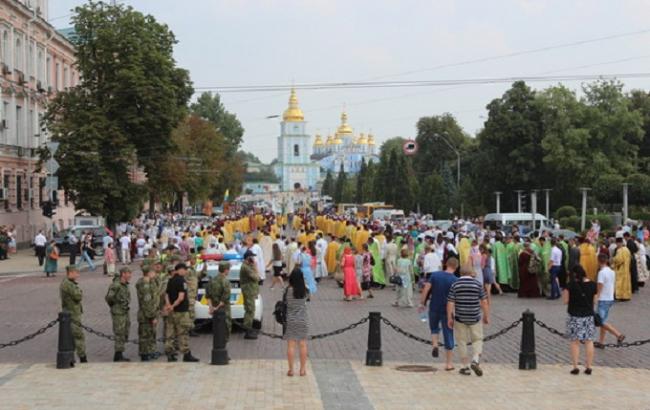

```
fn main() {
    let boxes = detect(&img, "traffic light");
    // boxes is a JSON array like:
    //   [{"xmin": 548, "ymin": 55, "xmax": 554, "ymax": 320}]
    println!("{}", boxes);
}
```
[{"xmin": 41, "ymin": 201, "xmax": 56, "ymax": 218}]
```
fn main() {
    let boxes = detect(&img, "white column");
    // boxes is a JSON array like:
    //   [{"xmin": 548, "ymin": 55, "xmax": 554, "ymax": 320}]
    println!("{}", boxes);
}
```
[{"xmin": 622, "ymin": 183, "xmax": 629, "ymax": 223}]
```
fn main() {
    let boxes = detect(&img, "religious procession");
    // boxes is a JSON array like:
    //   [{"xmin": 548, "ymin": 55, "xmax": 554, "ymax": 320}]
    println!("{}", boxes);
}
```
[{"xmin": 52, "ymin": 205, "xmax": 649, "ymax": 378}]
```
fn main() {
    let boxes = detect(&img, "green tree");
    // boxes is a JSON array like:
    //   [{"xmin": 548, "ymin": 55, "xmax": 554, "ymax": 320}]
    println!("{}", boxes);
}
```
[
  {"xmin": 334, "ymin": 164, "xmax": 347, "ymax": 203},
  {"xmin": 414, "ymin": 114, "xmax": 469, "ymax": 176},
  {"xmin": 628, "ymin": 89, "xmax": 650, "ymax": 172},
  {"xmin": 45, "ymin": 2, "xmax": 192, "ymax": 224},
  {"xmin": 321, "ymin": 170, "xmax": 334, "ymax": 197},
  {"xmin": 355, "ymin": 158, "xmax": 367, "ymax": 203},
  {"xmin": 362, "ymin": 160, "xmax": 377, "ymax": 202}
]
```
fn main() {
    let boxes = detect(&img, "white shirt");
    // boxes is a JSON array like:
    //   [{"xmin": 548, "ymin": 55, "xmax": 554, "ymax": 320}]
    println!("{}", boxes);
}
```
[
  {"xmin": 119, "ymin": 236, "xmax": 131, "ymax": 250},
  {"xmin": 597, "ymin": 266, "xmax": 615, "ymax": 302},
  {"xmin": 250, "ymin": 244, "xmax": 265, "ymax": 280},
  {"xmin": 550, "ymin": 246, "xmax": 563, "ymax": 267},
  {"xmin": 34, "ymin": 233, "xmax": 47, "ymax": 247},
  {"xmin": 423, "ymin": 252, "xmax": 442, "ymax": 273}
]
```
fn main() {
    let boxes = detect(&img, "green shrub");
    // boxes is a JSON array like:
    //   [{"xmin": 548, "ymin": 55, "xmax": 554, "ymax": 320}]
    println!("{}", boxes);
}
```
[
  {"xmin": 630, "ymin": 211, "xmax": 650, "ymax": 222},
  {"xmin": 559, "ymin": 215, "xmax": 581, "ymax": 231},
  {"xmin": 555, "ymin": 205, "xmax": 577, "ymax": 220}
]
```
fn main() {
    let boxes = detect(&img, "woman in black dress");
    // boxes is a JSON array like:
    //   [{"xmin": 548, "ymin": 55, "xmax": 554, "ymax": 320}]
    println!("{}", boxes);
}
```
[{"xmin": 563, "ymin": 264, "xmax": 597, "ymax": 375}]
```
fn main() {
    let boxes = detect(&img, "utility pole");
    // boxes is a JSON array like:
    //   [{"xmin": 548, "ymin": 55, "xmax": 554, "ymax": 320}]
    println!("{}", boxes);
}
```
[
  {"xmin": 579, "ymin": 188, "xmax": 591, "ymax": 232},
  {"xmin": 531, "ymin": 190, "xmax": 538, "ymax": 233},
  {"xmin": 494, "ymin": 191, "xmax": 502, "ymax": 213},
  {"xmin": 514, "ymin": 190, "xmax": 524, "ymax": 213},
  {"xmin": 622, "ymin": 183, "xmax": 629, "ymax": 223},
  {"xmin": 543, "ymin": 189, "xmax": 552, "ymax": 219}
]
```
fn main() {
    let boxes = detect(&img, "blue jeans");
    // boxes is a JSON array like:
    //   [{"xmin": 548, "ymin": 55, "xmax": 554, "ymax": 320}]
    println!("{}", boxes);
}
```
[
  {"xmin": 550, "ymin": 266, "xmax": 561, "ymax": 299},
  {"xmin": 429, "ymin": 310, "xmax": 454, "ymax": 350},
  {"xmin": 80, "ymin": 250, "xmax": 95, "ymax": 271},
  {"xmin": 597, "ymin": 300, "xmax": 614, "ymax": 324}
]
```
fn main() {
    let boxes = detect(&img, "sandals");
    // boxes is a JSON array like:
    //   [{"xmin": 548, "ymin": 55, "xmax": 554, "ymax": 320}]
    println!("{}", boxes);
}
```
[
  {"xmin": 570, "ymin": 368, "xmax": 579, "ymax": 375},
  {"xmin": 470, "ymin": 361, "xmax": 483, "ymax": 377},
  {"xmin": 445, "ymin": 367, "xmax": 455, "ymax": 371},
  {"xmin": 459, "ymin": 367, "xmax": 471, "ymax": 376},
  {"xmin": 584, "ymin": 368, "xmax": 592, "ymax": 375},
  {"xmin": 617, "ymin": 335, "xmax": 626, "ymax": 344},
  {"xmin": 287, "ymin": 370, "xmax": 294, "ymax": 377},
  {"xmin": 299, "ymin": 370, "xmax": 307, "ymax": 377}
]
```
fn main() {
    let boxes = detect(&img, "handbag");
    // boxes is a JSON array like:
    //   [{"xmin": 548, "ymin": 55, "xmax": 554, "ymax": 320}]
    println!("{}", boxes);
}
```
[
  {"xmin": 49, "ymin": 251, "xmax": 59, "ymax": 260},
  {"xmin": 273, "ymin": 288, "xmax": 288, "ymax": 325},
  {"xmin": 389, "ymin": 274, "xmax": 403, "ymax": 287}
]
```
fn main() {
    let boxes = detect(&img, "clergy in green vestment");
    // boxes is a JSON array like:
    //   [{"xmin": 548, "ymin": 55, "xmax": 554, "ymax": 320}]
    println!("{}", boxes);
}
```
[
  {"xmin": 413, "ymin": 239, "xmax": 425, "ymax": 278},
  {"xmin": 539, "ymin": 236, "xmax": 552, "ymax": 296},
  {"xmin": 506, "ymin": 236, "xmax": 522, "ymax": 289},
  {"xmin": 493, "ymin": 236, "xmax": 510, "ymax": 285},
  {"xmin": 369, "ymin": 237, "xmax": 385, "ymax": 285}
]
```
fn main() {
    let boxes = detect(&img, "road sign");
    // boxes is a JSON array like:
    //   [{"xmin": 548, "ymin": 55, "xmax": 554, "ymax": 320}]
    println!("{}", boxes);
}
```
[{"xmin": 403, "ymin": 140, "xmax": 418, "ymax": 156}]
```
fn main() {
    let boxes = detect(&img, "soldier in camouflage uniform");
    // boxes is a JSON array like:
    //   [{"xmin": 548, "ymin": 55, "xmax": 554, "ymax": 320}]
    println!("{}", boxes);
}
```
[
  {"xmin": 105, "ymin": 267, "xmax": 132, "ymax": 362},
  {"xmin": 161, "ymin": 256, "xmax": 179, "ymax": 351},
  {"xmin": 60, "ymin": 265, "xmax": 87, "ymax": 363},
  {"xmin": 164, "ymin": 263, "xmax": 199, "ymax": 362},
  {"xmin": 240, "ymin": 250, "xmax": 260, "ymax": 339},
  {"xmin": 136, "ymin": 265, "xmax": 159, "ymax": 361},
  {"xmin": 206, "ymin": 261, "xmax": 232, "ymax": 341},
  {"xmin": 186, "ymin": 258, "xmax": 199, "ymax": 336}
]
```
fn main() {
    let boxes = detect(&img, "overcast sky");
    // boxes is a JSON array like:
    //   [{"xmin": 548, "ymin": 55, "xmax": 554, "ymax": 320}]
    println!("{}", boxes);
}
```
[{"xmin": 50, "ymin": 0, "xmax": 650, "ymax": 162}]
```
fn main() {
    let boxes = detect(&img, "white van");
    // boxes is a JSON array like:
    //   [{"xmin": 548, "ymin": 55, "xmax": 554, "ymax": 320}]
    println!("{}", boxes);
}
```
[
  {"xmin": 373, "ymin": 209, "xmax": 405, "ymax": 221},
  {"xmin": 483, "ymin": 213, "xmax": 550, "ymax": 233}
]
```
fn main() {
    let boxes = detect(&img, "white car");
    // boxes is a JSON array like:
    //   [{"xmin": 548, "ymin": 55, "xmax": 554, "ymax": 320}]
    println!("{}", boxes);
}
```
[{"xmin": 194, "ymin": 256, "xmax": 264, "ymax": 329}]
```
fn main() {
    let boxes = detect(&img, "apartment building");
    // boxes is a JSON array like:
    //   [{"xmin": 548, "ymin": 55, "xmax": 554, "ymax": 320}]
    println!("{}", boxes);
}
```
[{"xmin": 0, "ymin": 0, "xmax": 78, "ymax": 244}]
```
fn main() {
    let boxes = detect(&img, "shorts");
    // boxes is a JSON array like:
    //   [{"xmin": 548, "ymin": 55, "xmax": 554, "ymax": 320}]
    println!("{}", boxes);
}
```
[
  {"xmin": 482, "ymin": 267, "xmax": 494, "ymax": 285},
  {"xmin": 597, "ymin": 300, "xmax": 615, "ymax": 324},
  {"xmin": 428, "ymin": 310, "xmax": 454, "ymax": 350},
  {"xmin": 273, "ymin": 266, "xmax": 283, "ymax": 277}
]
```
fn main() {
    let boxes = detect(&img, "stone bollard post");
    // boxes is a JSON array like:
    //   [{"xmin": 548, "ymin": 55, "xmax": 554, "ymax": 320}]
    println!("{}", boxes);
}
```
[
  {"xmin": 518, "ymin": 310, "xmax": 537, "ymax": 370},
  {"xmin": 365, "ymin": 311, "xmax": 382, "ymax": 366},
  {"xmin": 211, "ymin": 309, "xmax": 229, "ymax": 365},
  {"xmin": 56, "ymin": 311, "xmax": 75, "ymax": 369}
]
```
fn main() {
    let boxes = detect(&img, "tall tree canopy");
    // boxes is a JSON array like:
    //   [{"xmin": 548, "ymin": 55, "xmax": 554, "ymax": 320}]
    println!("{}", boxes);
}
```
[{"xmin": 45, "ymin": 1, "xmax": 192, "ymax": 224}]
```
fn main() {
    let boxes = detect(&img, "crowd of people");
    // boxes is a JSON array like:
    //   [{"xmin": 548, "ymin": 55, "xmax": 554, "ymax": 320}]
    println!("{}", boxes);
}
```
[{"xmin": 52, "ymin": 208, "xmax": 648, "ymax": 375}]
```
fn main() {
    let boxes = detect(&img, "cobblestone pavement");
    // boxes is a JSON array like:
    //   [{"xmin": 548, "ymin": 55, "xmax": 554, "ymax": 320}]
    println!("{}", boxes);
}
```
[
  {"xmin": 0, "ymin": 361, "xmax": 648, "ymax": 410},
  {"xmin": 1, "ymin": 264, "xmax": 649, "ymax": 369}
]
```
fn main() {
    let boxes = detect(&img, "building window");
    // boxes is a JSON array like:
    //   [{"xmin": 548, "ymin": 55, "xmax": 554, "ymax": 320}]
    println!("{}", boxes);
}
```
[
  {"xmin": 1, "ymin": 31, "xmax": 8, "ymax": 68},
  {"xmin": 55, "ymin": 62, "xmax": 60, "ymax": 91},
  {"xmin": 16, "ymin": 105, "xmax": 22, "ymax": 146},
  {"xmin": 3, "ymin": 173, "xmax": 9, "ymax": 211},
  {"xmin": 293, "ymin": 144, "xmax": 299, "ymax": 157},
  {"xmin": 39, "ymin": 177, "xmax": 45, "ymax": 205},
  {"xmin": 46, "ymin": 55, "xmax": 50, "ymax": 87},
  {"xmin": 16, "ymin": 174, "xmax": 22, "ymax": 209},
  {"xmin": 14, "ymin": 34, "xmax": 22, "ymax": 72},
  {"xmin": 37, "ymin": 49, "xmax": 43, "ymax": 83},
  {"xmin": 27, "ymin": 42, "xmax": 33, "ymax": 78},
  {"xmin": 63, "ymin": 66, "xmax": 68, "ymax": 88}
]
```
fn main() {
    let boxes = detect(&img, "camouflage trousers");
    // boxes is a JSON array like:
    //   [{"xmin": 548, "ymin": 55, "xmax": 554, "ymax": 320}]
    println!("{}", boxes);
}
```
[
  {"xmin": 241, "ymin": 283, "xmax": 258, "ymax": 329},
  {"xmin": 71, "ymin": 316, "xmax": 86, "ymax": 358},
  {"xmin": 165, "ymin": 311, "xmax": 191, "ymax": 355},
  {"xmin": 138, "ymin": 320, "xmax": 156, "ymax": 355},
  {"xmin": 111, "ymin": 313, "xmax": 130, "ymax": 353}
]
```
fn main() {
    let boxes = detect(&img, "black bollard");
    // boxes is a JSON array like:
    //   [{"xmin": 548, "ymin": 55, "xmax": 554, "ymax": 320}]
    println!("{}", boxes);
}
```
[
  {"xmin": 56, "ymin": 311, "xmax": 75, "ymax": 369},
  {"xmin": 211, "ymin": 310, "xmax": 229, "ymax": 365},
  {"xmin": 518, "ymin": 310, "xmax": 537, "ymax": 370},
  {"xmin": 365, "ymin": 311, "xmax": 382, "ymax": 366}
]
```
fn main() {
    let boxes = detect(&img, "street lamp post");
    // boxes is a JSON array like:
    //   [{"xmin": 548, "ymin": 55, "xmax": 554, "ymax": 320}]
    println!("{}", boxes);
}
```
[
  {"xmin": 494, "ymin": 191, "xmax": 502, "ymax": 213},
  {"xmin": 531, "ymin": 190, "xmax": 538, "ymax": 232},
  {"xmin": 514, "ymin": 190, "xmax": 524, "ymax": 213},
  {"xmin": 579, "ymin": 188, "xmax": 591, "ymax": 232}
]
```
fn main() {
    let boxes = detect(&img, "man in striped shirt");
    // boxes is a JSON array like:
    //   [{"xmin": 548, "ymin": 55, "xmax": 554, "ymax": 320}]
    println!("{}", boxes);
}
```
[{"xmin": 447, "ymin": 267, "xmax": 489, "ymax": 376}]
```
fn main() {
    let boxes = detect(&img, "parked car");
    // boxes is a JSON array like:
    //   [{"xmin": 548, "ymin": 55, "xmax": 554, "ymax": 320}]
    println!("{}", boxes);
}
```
[
  {"xmin": 194, "ymin": 254, "xmax": 264, "ymax": 329},
  {"xmin": 54, "ymin": 226, "xmax": 109, "ymax": 256}
]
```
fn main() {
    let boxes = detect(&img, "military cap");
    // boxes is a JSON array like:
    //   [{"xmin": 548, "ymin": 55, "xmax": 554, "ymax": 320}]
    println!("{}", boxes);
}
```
[
  {"xmin": 119, "ymin": 267, "xmax": 132, "ymax": 275},
  {"xmin": 218, "ymin": 261, "xmax": 231, "ymax": 273},
  {"xmin": 66, "ymin": 264, "xmax": 79, "ymax": 273}
]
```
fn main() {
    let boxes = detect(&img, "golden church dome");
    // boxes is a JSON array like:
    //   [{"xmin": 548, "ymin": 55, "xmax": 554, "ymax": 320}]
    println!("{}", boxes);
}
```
[
  {"xmin": 333, "ymin": 136, "xmax": 343, "ymax": 144},
  {"xmin": 326, "ymin": 135, "xmax": 334, "ymax": 145},
  {"xmin": 357, "ymin": 133, "xmax": 368, "ymax": 144},
  {"xmin": 282, "ymin": 88, "xmax": 304, "ymax": 122},
  {"xmin": 335, "ymin": 111, "xmax": 353, "ymax": 136},
  {"xmin": 367, "ymin": 134, "xmax": 376, "ymax": 145},
  {"xmin": 314, "ymin": 134, "xmax": 323, "ymax": 146}
]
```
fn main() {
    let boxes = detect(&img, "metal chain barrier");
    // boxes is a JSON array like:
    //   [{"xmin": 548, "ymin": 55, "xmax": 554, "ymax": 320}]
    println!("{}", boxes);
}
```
[
  {"xmin": 232, "ymin": 317, "xmax": 369, "ymax": 340},
  {"xmin": 534, "ymin": 319, "xmax": 650, "ymax": 348},
  {"xmin": 73, "ymin": 320, "xmax": 140, "ymax": 345},
  {"xmin": 381, "ymin": 317, "xmax": 522, "ymax": 346},
  {"xmin": 0, "ymin": 319, "xmax": 59, "ymax": 349}
]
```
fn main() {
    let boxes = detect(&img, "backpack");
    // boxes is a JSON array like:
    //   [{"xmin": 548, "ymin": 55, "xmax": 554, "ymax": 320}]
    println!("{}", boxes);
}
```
[
  {"xmin": 528, "ymin": 252, "xmax": 541, "ymax": 275},
  {"xmin": 273, "ymin": 289, "xmax": 288, "ymax": 325}
]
